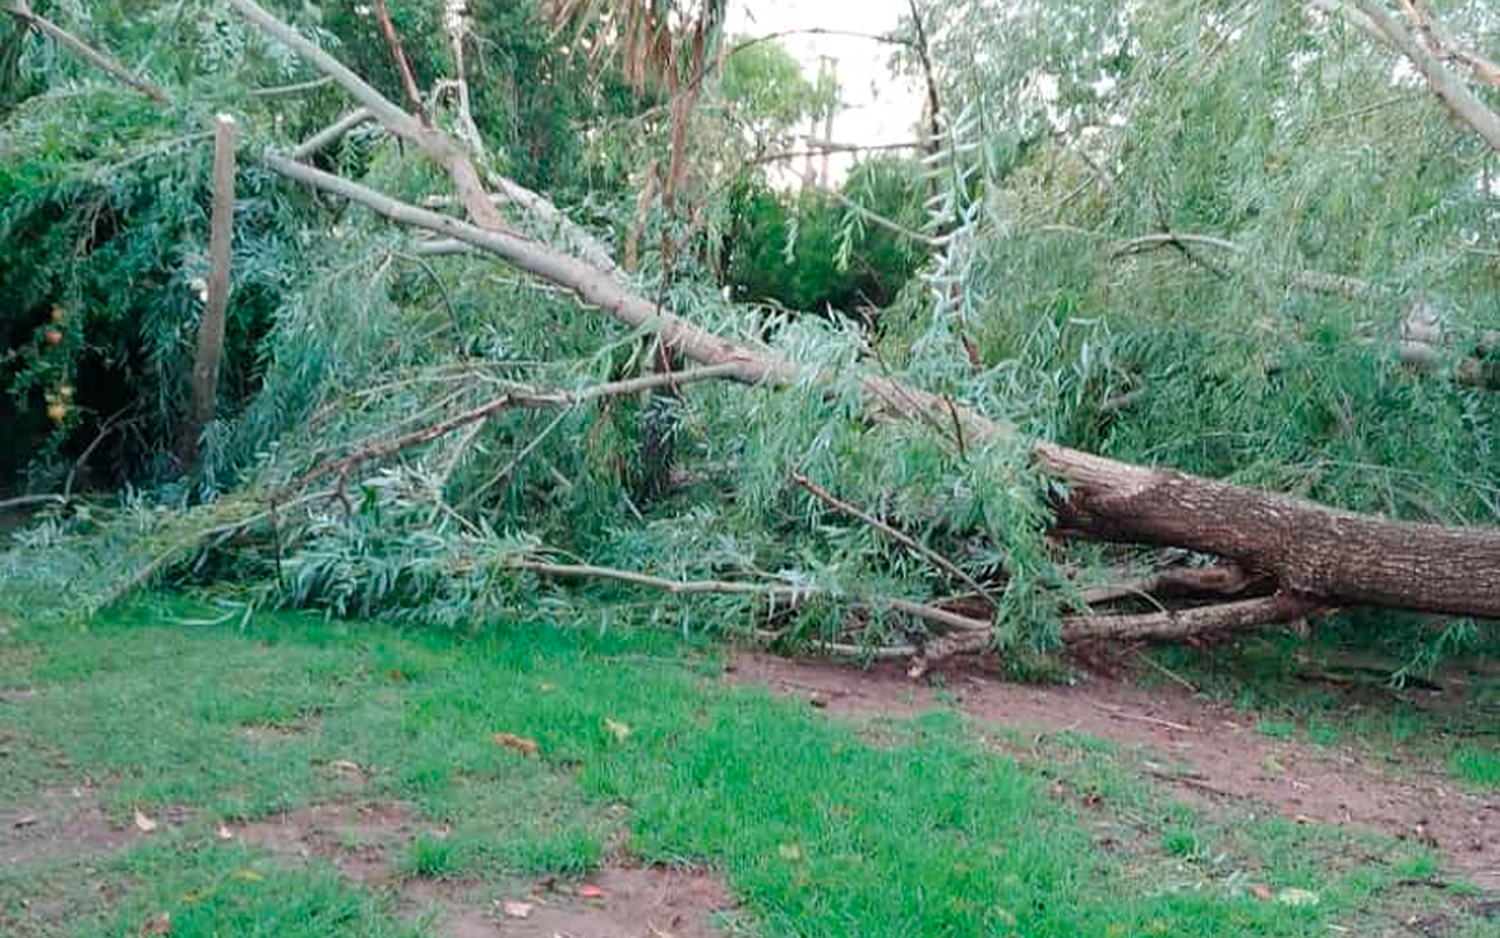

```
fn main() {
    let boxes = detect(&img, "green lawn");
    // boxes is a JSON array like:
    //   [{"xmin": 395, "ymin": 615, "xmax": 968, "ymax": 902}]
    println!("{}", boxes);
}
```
[{"xmin": 0, "ymin": 596, "xmax": 1491, "ymax": 937}]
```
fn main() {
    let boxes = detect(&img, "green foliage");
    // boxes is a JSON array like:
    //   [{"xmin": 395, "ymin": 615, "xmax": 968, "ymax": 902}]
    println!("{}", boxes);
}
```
[
  {"xmin": 726, "ymin": 158, "xmax": 931, "ymax": 315},
  {"xmin": 721, "ymin": 37, "xmax": 838, "ymax": 142}
]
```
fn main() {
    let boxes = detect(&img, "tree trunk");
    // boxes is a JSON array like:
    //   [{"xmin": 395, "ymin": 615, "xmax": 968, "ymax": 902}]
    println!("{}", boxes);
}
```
[{"xmin": 182, "ymin": 114, "xmax": 237, "ymax": 470}]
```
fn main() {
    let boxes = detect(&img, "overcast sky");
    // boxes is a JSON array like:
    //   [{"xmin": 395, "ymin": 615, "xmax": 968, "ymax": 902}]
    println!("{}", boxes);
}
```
[{"xmin": 726, "ymin": 0, "xmax": 925, "ymax": 180}]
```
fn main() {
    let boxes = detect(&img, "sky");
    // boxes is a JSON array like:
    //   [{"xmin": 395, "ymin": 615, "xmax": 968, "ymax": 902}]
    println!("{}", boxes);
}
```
[{"xmin": 725, "ymin": 0, "xmax": 926, "ymax": 182}]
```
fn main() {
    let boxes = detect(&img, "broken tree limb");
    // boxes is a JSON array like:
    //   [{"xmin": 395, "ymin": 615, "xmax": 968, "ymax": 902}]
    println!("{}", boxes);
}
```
[
  {"xmin": 1076, "ymin": 564, "xmax": 1253, "ymax": 606},
  {"xmin": 5, "ymin": 1, "xmax": 169, "ymax": 106},
  {"xmin": 226, "ymin": 0, "xmax": 506, "ymax": 232},
  {"xmin": 1036, "ymin": 443, "xmax": 1500, "ymax": 617},
  {"xmin": 370, "ymin": 0, "xmax": 427, "ymax": 125},
  {"xmin": 1061, "ymin": 593, "xmax": 1323, "ymax": 643},
  {"xmin": 259, "ymin": 152, "xmax": 1500, "ymax": 621}
]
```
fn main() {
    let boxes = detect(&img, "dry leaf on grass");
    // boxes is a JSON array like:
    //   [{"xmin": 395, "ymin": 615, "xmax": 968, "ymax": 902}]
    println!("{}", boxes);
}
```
[
  {"xmin": 603, "ymin": 717, "xmax": 633, "ymax": 742},
  {"xmin": 133, "ymin": 810, "xmax": 158, "ymax": 833},
  {"xmin": 492, "ymin": 732, "xmax": 540, "ymax": 757},
  {"xmin": 329, "ymin": 759, "xmax": 364, "ymax": 776},
  {"xmin": 501, "ymin": 900, "xmax": 535, "ymax": 918},
  {"xmin": 215, "ymin": 824, "xmax": 234, "ymax": 841}
]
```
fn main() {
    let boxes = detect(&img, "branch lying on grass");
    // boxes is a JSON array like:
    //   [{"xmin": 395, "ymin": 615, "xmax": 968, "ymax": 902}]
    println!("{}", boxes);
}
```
[
  {"xmin": 5, "ymin": 1, "xmax": 169, "ymax": 106},
  {"xmin": 516, "ymin": 559, "xmax": 992, "ymax": 636},
  {"xmin": 791, "ymin": 471, "xmax": 997, "ymax": 606}
]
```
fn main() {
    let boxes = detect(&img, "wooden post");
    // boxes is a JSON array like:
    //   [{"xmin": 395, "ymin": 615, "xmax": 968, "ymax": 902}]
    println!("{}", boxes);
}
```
[{"xmin": 183, "ymin": 114, "xmax": 237, "ymax": 469}]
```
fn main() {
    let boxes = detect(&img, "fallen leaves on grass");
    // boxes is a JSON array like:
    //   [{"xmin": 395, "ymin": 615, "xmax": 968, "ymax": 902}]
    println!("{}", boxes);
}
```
[
  {"xmin": 133, "ymin": 810, "xmax": 158, "ymax": 833},
  {"xmin": 493, "ymin": 732, "xmax": 540, "ymax": 757}
]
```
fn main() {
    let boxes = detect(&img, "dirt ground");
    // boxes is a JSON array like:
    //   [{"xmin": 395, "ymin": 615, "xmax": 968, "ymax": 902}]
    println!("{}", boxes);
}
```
[
  {"xmin": 725, "ymin": 650, "xmax": 1500, "ymax": 893},
  {"xmin": 232, "ymin": 801, "xmax": 732, "ymax": 938}
]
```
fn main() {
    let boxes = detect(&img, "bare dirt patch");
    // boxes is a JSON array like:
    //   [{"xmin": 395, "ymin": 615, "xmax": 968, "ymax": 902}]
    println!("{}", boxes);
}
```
[
  {"xmin": 233, "ymin": 800, "xmax": 416, "ymax": 884},
  {"xmin": 0, "ymin": 787, "xmax": 141, "ymax": 868},
  {"xmin": 234, "ymin": 803, "xmax": 736, "ymax": 937},
  {"xmin": 726, "ymin": 650, "xmax": 1500, "ymax": 891}
]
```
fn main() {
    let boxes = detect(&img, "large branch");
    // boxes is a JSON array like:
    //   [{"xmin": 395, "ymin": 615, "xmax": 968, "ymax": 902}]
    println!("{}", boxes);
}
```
[
  {"xmin": 260, "ymin": 153, "xmax": 1500, "ymax": 621},
  {"xmin": 226, "ymin": 0, "xmax": 505, "ymax": 232},
  {"xmin": 1329, "ymin": 0, "xmax": 1500, "ymax": 154}
]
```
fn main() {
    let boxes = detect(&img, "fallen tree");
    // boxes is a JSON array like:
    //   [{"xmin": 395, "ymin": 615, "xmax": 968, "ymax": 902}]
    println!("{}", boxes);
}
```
[
  {"xmin": 206, "ymin": 2, "xmax": 1500, "ymax": 631},
  {"xmin": 15, "ymin": 0, "xmax": 1500, "ymax": 651}
]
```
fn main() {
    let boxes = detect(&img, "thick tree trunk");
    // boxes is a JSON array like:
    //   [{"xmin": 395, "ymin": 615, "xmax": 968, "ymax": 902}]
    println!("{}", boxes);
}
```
[{"xmin": 1036, "ymin": 444, "xmax": 1500, "ymax": 617}]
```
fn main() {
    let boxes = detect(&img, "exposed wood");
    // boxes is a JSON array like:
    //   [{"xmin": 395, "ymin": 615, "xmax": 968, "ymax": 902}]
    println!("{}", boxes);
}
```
[
  {"xmin": 183, "ymin": 114, "xmax": 238, "ymax": 469},
  {"xmin": 5, "ymin": 1, "xmax": 169, "ymax": 106},
  {"xmin": 262, "ymin": 152, "xmax": 1500, "ymax": 622},
  {"xmin": 1077, "ymin": 564, "xmax": 1253, "ymax": 606}
]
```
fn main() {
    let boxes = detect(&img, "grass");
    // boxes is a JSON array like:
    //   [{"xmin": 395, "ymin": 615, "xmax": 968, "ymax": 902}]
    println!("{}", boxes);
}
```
[
  {"xmin": 1451, "ymin": 748, "xmax": 1500, "ymax": 790},
  {"xmin": 0, "ymin": 594, "xmax": 1493, "ymax": 937}
]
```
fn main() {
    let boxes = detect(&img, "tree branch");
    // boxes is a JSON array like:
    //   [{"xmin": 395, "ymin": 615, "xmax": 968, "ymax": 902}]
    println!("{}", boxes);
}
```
[
  {"xmin": 290, "ymin": 107, "xmax": 374, "ymax": 160},
  {"xmin": 370, "ymin": 0, "xmax": 427, "ymax": 125},
  {"xmin": 182, "ymin": 114, "xmax": 238, "ymax": 469},
  {"xmin": 5, "ymin": 0, "xmax": 169, "ymax": 106},
  {"xmin": 790, "ymin": 470, "xmax": 996, "ymax": 605},
  {"xmin": 289, "ymin": 363, "xmax": 747, "ymax": 493},
  {"xmin": 1339, "ymin": 0, "xmax": 1500, "ymax": 154}
]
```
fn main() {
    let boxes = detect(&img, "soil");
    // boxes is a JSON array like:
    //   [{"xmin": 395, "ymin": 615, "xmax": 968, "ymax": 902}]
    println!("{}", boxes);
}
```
[
  {"xmin": 233, "ymin": 801, "xmax": 734, "ymax": 938},
  {"xmin": 725, "ymin": 649, "xmax": 1500, "ymax": 892},
  {"xmin": 0, "ymin": 787, "xmax": 141, "ymax": 868}
]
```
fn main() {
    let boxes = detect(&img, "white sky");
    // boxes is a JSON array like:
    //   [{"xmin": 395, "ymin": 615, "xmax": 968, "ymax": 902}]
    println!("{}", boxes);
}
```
[{"xmin": 726, "ymin": 0, "xmax": 925, "ymax": 181}]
